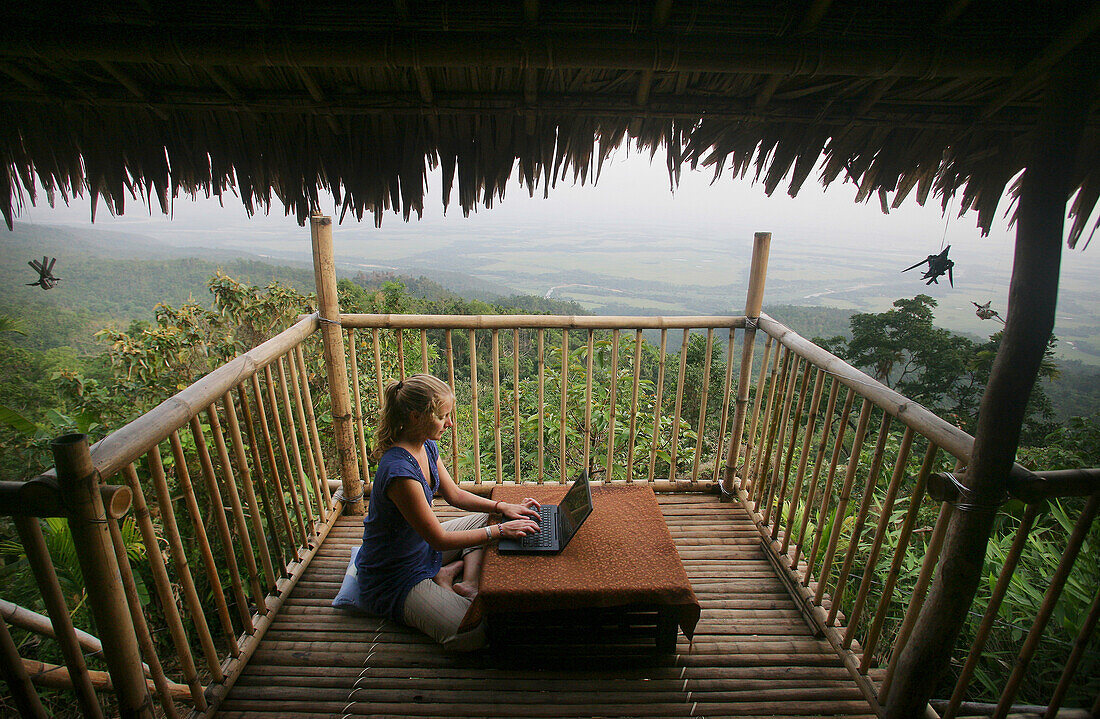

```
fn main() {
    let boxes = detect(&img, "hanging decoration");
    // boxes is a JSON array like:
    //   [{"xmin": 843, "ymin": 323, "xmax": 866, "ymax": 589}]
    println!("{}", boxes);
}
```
[
  {"xmin": 902, "ymin": 246, "xmax": 955, "ymax": 286},
  {"xmin": 26, "ymin": 257, "xmax": 61, "ymax": 290}
]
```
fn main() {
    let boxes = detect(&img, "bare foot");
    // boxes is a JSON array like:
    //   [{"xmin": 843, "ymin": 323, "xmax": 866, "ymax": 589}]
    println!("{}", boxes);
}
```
[
  {"xmin": 433, "ymin": 560, "xmax": 463, "ymax": 589},
  {"xmin": 452, "ymin": 580, "xmax": 479, "ymax": 599}
]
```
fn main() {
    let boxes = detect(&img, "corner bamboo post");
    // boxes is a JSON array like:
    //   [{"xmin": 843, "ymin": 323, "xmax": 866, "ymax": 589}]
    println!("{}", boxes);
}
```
[
  {"xmin": 584, "ymin": 330, "xmax": 595, "ymax": 474},
  {"xmin": 310, "ymin": 214, "xmax": 364, "ymax": 514},
  {"xmin": 106, "ymin": 515, "xmax": 181, "ymax": 718},
  {"xmin": 560, "ymin": 328, "xmax": 569, "ymax": 483},
  {"xmin": 537, "ymin": 329, "xmax": 546, "ymax": 482},
  {"xmin": 0, "ymin": 610, "xmax": 48, "ymax": 719},
  {"xmin": 781, "ymin": 367, "xmax": 826, "ymax": 549},
  {"xmin": 668, "ymin": 328, "xmax": 690, "ymax": 480},
  {"xmin": 469, "ymin": 329, "xmax": 482, "ymax": 484},
  {"xmin": 492, "ymin": 329, "xmax": 503, "ymax": 483},
  {"xmin": 295, "ymin": 345, "xmax": 331, "ymax": 507},
  {"xmin": 51, "ymin": 436, "xmax": 152, "ymax": 719},
  {"xmin": 254, "ymin": 372, "xmax": 300, "ymax": 562},
  {"xmin": 222, "ymin": 391, "xmax": 277, "ymax": 590},
  {"xmin": 802, "ymin": 387, "xmax": 856, "ymax": 587},
  {"xmin": 724, "ymin": 231, "xmax": 771, "ymax": 495},
  {"xmin": 348, "ymin": 330, "xmax": 370, "ymax": 484},
  {"xmin": 276, "ymin": 357, "xmax": 315, "ymax": 534},
  {"xmin": 605, "ymin": 329, "xmax": 620, "ymax": 480},
  {"xmin": 13, "ymin": 514, "xmax": 103, "ymax": 719},
  {"xmin": 713, "ymin": 326, "xmax": 737, "ymax": 482},
  {"xmin": 513, "ymin": 328, "xmax": 521, "ymax": 482},
  {"xmin": 286, "ymin": 353, "xmax": 325, "ymax": 522},
  {"xmin": 767, "ymin": 358, "xmax": 811, "ymax": 531},
  {"xmin": 791, "ymin": 378, "xmax": 840, "ymax": 569},
  {"xmin": 647, "ymin": 329, "xmax": 668, "ymax": 482},
  {"xmin": 145, "ymin": 447, "xmax": 222, "ymax": 682},
  {"xmin": 168, "ymin": 431, "xmax": 238, "ymax": 654},
  {"xmin": 691, "ymin": 328, "xmax": 714, "ymax": 483},
  {"xmin": 446, "ymin": 330, "xmax": 459, "ymax": 479},
  {"xmin": 238, "ymin": 383, "xmax": 287, "ymax": 577}
]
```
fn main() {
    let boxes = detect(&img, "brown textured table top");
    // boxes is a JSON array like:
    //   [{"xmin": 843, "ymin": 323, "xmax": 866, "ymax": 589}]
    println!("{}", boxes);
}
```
[{"xmin": 460, "ymin": 483, "xmax": 700, "ymax": 639}]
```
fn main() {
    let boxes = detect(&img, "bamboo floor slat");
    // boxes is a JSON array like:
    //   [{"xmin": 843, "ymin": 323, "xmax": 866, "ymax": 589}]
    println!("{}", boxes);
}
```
[{"xmin": 216, "ymin": 493, "xmax": 877, "ymax": 719}]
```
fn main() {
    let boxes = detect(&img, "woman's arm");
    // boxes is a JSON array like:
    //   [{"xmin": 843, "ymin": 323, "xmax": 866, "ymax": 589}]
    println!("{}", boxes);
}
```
[
  {"xmin": 388, "ymin": 478, "xmax": 536, "ymax": 551},
  {"xmin": 435, "ymin": 456, "xmax": 540, "ymax": 521}
]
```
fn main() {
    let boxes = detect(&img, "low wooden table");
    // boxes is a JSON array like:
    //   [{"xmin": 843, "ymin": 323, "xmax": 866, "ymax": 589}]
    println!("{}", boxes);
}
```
[{"xmin": 460, "ymin": 483, "xmax": 700, "ymax": 653}]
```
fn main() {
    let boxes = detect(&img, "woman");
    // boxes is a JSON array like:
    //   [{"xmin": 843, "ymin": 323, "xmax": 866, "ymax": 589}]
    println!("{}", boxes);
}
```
[{"xmin": 357, "ymin": 373, "xmax": 541, "ymax": 650}]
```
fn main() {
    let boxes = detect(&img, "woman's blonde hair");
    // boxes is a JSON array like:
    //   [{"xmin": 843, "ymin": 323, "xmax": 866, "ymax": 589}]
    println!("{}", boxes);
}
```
[{"xmin": 370, "ymin": 374, "xmax": 455, "ymax": 462}]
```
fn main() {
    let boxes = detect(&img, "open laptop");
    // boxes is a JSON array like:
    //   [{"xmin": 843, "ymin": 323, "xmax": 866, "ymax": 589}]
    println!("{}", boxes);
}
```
[{"xmin": 498, "ymin": 472, "xmax": 594, "ymax": 555}]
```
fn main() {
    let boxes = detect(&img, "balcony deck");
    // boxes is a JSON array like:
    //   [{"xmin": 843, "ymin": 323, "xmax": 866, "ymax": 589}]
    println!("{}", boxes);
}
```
[{"xmin": 216, "ymin": 492, "xmax": 877, "ymax": 719}]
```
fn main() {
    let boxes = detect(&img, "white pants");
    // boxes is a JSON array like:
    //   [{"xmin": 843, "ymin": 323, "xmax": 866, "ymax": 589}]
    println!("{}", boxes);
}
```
[{"xmin": 401, "ymin": 513, "xmax": 489, "ymax": 651}]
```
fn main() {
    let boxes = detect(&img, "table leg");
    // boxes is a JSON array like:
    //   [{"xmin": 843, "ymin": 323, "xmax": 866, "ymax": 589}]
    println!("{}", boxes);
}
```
[{"xmin": 656, "ymin": 607, "xmax": 678, "ymax": 653}]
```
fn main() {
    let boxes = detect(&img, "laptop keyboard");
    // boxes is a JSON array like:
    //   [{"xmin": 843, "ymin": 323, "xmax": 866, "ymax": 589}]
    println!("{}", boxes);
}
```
[{"xmin": 519, "ymin": 505, "xmax": 555, "ymax": 547}]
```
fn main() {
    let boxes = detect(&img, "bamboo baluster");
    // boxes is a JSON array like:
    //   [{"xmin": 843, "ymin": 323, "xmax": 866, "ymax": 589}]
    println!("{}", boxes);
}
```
[
  {"xmin": 992, "ymin": 493, "xmax": 1100, "ymax": 719},
  {"xmin": 189, "ymin": 415, "xmax": 254, "ymax": 632},
  {"xmin": 207, "ymin": 404, "xmax": 268, "ymax": 616},
  {"xmin": 122, "ymin": 463, "xmax": 204, "ymax": 708},
  {"xmin": 942, "ymin": 503, "xmax": 1040, "ymax": 719},
  {"xmin": 106, "ymin": 514, "xmax": 181, "ymax": 717},
  {"xmin": 560, "ymin": 328, "xmax": 569, "ymax": 483},
  {"xmin": 237, "ymin": 383, "xmax": 287, "ymax": 577},
  {"xmin": 879, "ymin": 501, "xmax": 954, "ymax": 701},
  {"xmin": 843, "ymin": 426, "xmax": 915, "ymax": 647},
  {"xmin": 286, "ymin": 353, "xmax": 324, "ymax": 523},
  {"xmin": 861, "ymin": 442, "xmax": 937, "ymax": 674},
  {"xmin": 513, "ymin": 328, "xmax": 521, "ymax": 483},
  {"xmin": 713, "ymin": 327, "xmax": 737, "ymax": 482},
  {"xmin": 492, "ymin": 329, "xmax": 503, "ymax": 484},
  {"xmin": 169, "ymin": 430, "xmax": 238, "ymax": 653},
  {"xmin": 1044, "ymin": 583, "xmax": 1100, "ymax": 719},
  {"xmin": 347, "ymin": 330, "xmax": 370, "ymax": 490},
  {"xmin": 691, "ymin": 328, "xmax": 714, "ymax": 483},
  {"xmin": 781, "ymin": 367, "xmax": 825, "ymax": 550},
  {"xmin": 813, "ymin": 399, "xmax": 873, "ymax": 607},
  {"xmin": 768, "ymin": 359, "xmax": 812, "ymax": 532},
  {"xmin": 791, "ymin": 378, "xmax": 841, "ymax": 569},
  {"xmin": 752, "ymin": 347, "xmax": 790, "ymax": 509},
  {"xmin": 802, "ymin": 387, "xmax": 856, "ymax": 587},
  {"xmin": 13, "ymin": 516, "xmax": 103, "ymax": 719},
  {"xmin": 446, "ymin": 330, "xmax": 459, "ymax": 479},
  {"xmin": 265, "ymin": 364, "xmax": 307, "ymax": 546},
  {"xmin": 827, "ymin": 412, "xmax": 893, "ymax": 626},
  {"xmin": 296, "ymin": 345, "xmax": 331, "ymax": 507},
  {"xmin": 0, "ymin": 609, "xmax": 48, "ymax": 719},
  {"xmin": 223, "ymin": 390, "xmax": 277, "ymax": 590},
  {"xmin": 626, "ymin": 330, "xmax": 643, "ymax": 481},
  {"xmin": 749, "ymin": 344, "xmax": 784, "ymax": 505},
  {"xmin": 146, "ymin": 446, "xmax": 222, "ymax": 680},
  {"xmin": 762, "ymin": 353, "xmax": 801, "ymax": 523},
  {"xmin": 647, "ymin": 329, "xmax": 668, "ymax": 482},
  {"xmin": 668, "ymin": 329, "xmax": 690, "ymax": 480},
  {"xmin": 396, "ymin": 329, "xmax": 406, "ymax": 381},
  {"xmin": 743, "ymin": 336, "xmax": 775, "ymax": 494},
  {"xmin": 420, "ymin": 328, "xmax": 429, "ymax": 374},
  {"xmin": 277, "ymin": 356, "xmax": 316, "ymax": 533},
  {"xmin": 584, "ymin": 329, "xmax": 595, "ymax": 475},
  {"xmin": 537, "ymin": 329, "xmax": 545, "ymax": 483},
  {"xmin": 252, "ymin": 373, "xmax": 298, "ymax": 563},
  {"xmin": 605, "ymin": 329, "xmax": 620, "ymax": 481},
  {"xmin": 372, "ymin": 328, "xmax": 383, "ymax": 402},
  {"xmin": 469, "ymin": 329, "xmax": 482, "ymax": 484}
]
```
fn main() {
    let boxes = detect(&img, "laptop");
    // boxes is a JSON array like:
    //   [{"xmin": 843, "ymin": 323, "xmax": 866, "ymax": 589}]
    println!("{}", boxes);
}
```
[{"xmin": 498, "ymin": 472, "xmax": 594, "ymax": 554}]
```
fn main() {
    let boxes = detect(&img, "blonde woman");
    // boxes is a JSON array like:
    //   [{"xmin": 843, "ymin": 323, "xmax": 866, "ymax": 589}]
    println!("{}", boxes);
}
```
[{"xmin": 356, "ymin": 374, "xmax": 540, "ymax": 650}]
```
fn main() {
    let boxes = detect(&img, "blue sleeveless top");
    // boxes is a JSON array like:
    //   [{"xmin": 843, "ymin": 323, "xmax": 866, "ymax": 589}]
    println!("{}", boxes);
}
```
[{"xmin": 356, "ymin": 440, "xmax": 444, "ymax": 623}]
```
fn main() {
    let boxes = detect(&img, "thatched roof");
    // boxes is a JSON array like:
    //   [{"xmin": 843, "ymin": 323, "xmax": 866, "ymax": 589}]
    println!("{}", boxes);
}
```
[{"xmin": 2, "ymin": 2, "xmax": 1098, "ymax": 243}]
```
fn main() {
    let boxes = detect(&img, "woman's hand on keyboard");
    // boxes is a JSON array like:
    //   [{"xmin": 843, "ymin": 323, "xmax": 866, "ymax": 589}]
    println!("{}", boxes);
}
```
[
  {"xmin": 498, "ymin": 518, "xmax": 540, "ymax": 539},
  {"xmin": 500, "ymin": 498, "xmax": 542, "ymax": 521}
]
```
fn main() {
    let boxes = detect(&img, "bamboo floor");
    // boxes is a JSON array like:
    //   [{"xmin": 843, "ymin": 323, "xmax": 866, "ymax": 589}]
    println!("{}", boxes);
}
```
[{"xmin": 217, "ymin": 493, "xmax": 877, "ymax": 719}]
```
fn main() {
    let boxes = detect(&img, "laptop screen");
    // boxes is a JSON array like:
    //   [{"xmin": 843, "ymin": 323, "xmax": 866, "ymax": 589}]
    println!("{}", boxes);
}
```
[{"xmin": 558, "ymin": 472, "xmax": 593, "ymax": 542}]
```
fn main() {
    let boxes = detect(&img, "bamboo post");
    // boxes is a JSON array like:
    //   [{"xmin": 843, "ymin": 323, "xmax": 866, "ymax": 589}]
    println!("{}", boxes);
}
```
[
  {"xmin": 584, "ymin": 329, "xmax": 595, "ymax": 474},
  {"xmin": 1045, "ymin": 583, "xmax": 1100, "ymax": 718},
  {"xmin": 238, "ymin": 383, "xmax": 288, "ymax": 577},
  {"xmin": 723, "ymin": 231, "xmax": 771, "ymax": 497},
  {"xmin": 791, "ymin": 378, "xmax": 840, "ymax": 569},
  {"xmin": 668, "ymin": 328, "xmax": 690, "ymax": 480},
  {"xmin": 750, "ymin": 346, "xmax": 784, "ymax": 504},
  {"xmin": 372, "ymin": 328, "xmax": 383, "ymax": 403},
  {"xmin": 446, "ymin": 330, "xmax": 459, "ymax": 479},
  {"xmin": 310, "ymin": 214, "xmax": 363, "ymax": 514},
  {"xmin": 295, "ymin": 345, "xmax": 331, "ymax": 507},
  {"xmin": 560, "ymin": 328, "xmax": 569, "ymax": 483},
  {"xmin": 51, "ymin": 435, "xmax": 152, "ymax": 719},
  {"xmin": 691, "ymin": 328, "xmax": 714, "ymax": 482},
  {"xmin": 0, "ymin": 611, "xmax": 48, "ymax": 719},
  {"xmin": 222, "ymin": 391, "xmax": 277, "ymax": 590},
  {"xmin": 713, "ymin": 326, "xmax": 738, "ymax": 481},
  {"xmin": 781, "ymin": 367, "xmax": 826, "ymax": 550},
  {"xmin": 743, "ymin": 336, "xmax": 775, "ymax": 496},
  {"xmin": 537, "ymin": 329, "xmax": 545, "ymax": 482},
  {"xmin": 513, "ymin": 328, "xmax": 521, "ymax": 483},
  {"xmin": 606, "ymin": 329, "xmax": 620, "ymax": 480},
  {"xmin": 766, "ymin": 357, "xmax": 809, "ymax": 528},
  {"xmin": 470, "ymin": 329, "xmax": 482, "ymax": 484},
  {"xmin": 421, "ymin": 329, "xmax": 429, "ymax": 374},
  {"xmin": 348, "ymin": 330, "xmax": 369, "ymax": 484},
  {"xmin": 396, "ymin": 329, "xmax": 406, "ymax": 380},
  {"xmin": 802, "ymin": 387, "xmax": 856, "ymax": 587},
  {"xmin": 648, "ymin": 329, "xmax": 668, "ymax": 482},
  {"xmin": 276, "ymin": 357, "xmax": 316, "ymax": 533},
  {"xmin": 286, "ymin": 354, "xmax": 325, "ymax": 522},
  {"xmin": 492, "ymin": 329, "xmax": 503, "ymax": 483},
  {"xmin": 255, "ymin": 371, "xmax": 301, "ymax": 560}
]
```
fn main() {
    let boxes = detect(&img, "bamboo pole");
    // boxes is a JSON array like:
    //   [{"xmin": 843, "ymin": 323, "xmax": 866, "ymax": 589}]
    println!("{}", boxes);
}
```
[
  {"xmin": 648, "ymin": 329, "xmax": 668, "ymax": 482},
  {"xmin": 20, "ymin": 659, "xmax": 192, "ymax": 705},
  {"xmin": 396, "ymin": 329, "xmax": 405, "ymax": 380},
  {"xmin": 254, "ymin": 371, "xmax": 300, "ymax": 561},
  {"xmin": 169, "ymin": 430, "xmax": 238, "ymax": 654},
  {"xmin": 145, "ymin": 447, "xmax": 222, "ymax": 681},
  {"xmin": 492, "ymin": 329, "xmax": 503, "ymax": 483},
  {"xmin": 606, "ymin": 329, "xmax": 620, "ymax": 480},
  {"xmin": 0, "ymin": 609, "xmax": 48, "ymax": 719},
  {"xmin": 753, "ymin": 347, "xmax": 790, "ymax": 509},
  {"xmin": 189, "ymin": 415, "xmax": 253, "ymax": 632},
  {"xmin": 276, "ymin": 356, "xmax": 316, "ymax": 534},
  {"xmin": 1044, "ymin": 583, "xmax": 1100, "ymax": 718},
  {"xmin": 286, "ymin": 352, "xmax": 323, "ymax": 522},
  {"xmin": 348, "ymin": 329, "xmax": 368, "ymax": 483},
  {"xmin": 372, "ymin": 328, "xmax": 383, "ymax": 403},
  {"xmin": 513, "ymin": 328, "xmax": 521, "ymax": 482},
  {"xmin": 767, "ymin": 358, "xmax": 811, "ymax": 531},
  {"xmin": 802, "ymin": 387, "xmax": 855, "ymax": 587},
  {"xmin": 668, "ymin": 329, "xmax": 690, "ymax": 480},
  {"xmin": 223, "ymin": 390, "xmax": 277, "ymax": 589},
  {"xmin": 106, "ymin": 515, "xmax": 180, "ymax": 718},
  {"xmin": 51, "ymin": 436, "xmax": 151, "ymax": 719},
  {"xmin": 781, "ymin": 367, "xmax": 825, "ymax": 551},
  {"xmin": 13, "ymin": 515, "xmax": 103, "ymax": 719},
  {"xmin": 470, "ymin": 329, "xmax": 482, "ymax": 484},
  {"xmin": 743, "ymin": 335, "xmax": 774, "ymax": 495},
  {"xmin": 207, "ymin": 405, "xmax": 268, "ymax": 615},
  {"xmin": 791, "ymin": 378, "xmax": 840, "ymax": 570},
  {"xmin": 749, "ymin": 344, "xmax": 783, "ymax": 503},
  {"xmin": 537, "ymin": 329, "xmax": 545, "ymax": 483},
  {"xmin": 713, "ymin": 327, "xmax": 738, "ymax": 482},
  {"xmin": 295, "ymin": 345, "xmax": 331, "ymax": 508},
  {"xmin": 691, "ymin": 328, "xmax": 714, "ymax": 483},
  {"xmin": 310, "ymin": 214, "xmax": 363, "ymax": 513},
  {"xmin": 626, "ymin": 330, "xmax": 643, "ymax": 481},
  {"xmin": 0, "ymin": 598, "xmax": 106, "ymax": 659},
  {"xmin": 584, "ymin": 329, "xmax": 595, "ymax": 474},
  {"xmin": 560, "ymin": 328, "xmax": 569, "ymax": 483},
  {"xmin": 724, "ymin": 231, "xmax": 771, "ymax": 495},
  {"xmin": 237, "ymin": 383, "xmax": 287, "ymax": 577},
  {"xmin": 446, "ymin": 330, "xmax": 459, "ymax": 479},
  {"xmin": 421, "ymin": 328, "xmax": 429, "ymax": 374},
  {"xmin": 341, "ymin": 313, "xmax": 748, "ymax": 330}
]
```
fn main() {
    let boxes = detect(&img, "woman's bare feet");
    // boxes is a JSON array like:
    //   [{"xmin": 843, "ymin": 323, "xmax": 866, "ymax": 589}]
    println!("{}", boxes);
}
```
[
  {"xmin": 433, "ymin": 560, "xmax": 463, "ymax": 589},
  {"xmin": 452, "ymin": 579, "xmax": 478, "ymax": 599}
]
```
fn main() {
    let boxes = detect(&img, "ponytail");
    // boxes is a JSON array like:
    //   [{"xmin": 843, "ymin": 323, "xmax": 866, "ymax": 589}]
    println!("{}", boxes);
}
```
[{"xmin": 370, "ymin": 374, "xmax": 454, "ymax": 462}]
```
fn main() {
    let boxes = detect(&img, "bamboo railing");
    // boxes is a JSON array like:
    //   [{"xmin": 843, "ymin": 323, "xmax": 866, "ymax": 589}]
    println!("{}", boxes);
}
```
[{"xmin": 0, "ymin": 314, "xmax": 344, "ymax": 718}]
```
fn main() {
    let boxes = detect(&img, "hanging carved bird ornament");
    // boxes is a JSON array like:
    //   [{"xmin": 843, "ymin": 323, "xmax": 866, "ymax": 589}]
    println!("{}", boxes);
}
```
[
  {"xmin": 27, "ymin": 256, "xmax": 61, "ymax": 290},
  {"xmin": 972, "ymin": 301, "xmax": 1005, "ymax": 324},
  {"xmin": 902, "ymin": 245, "xmax": 955, "ymax": 287}
]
